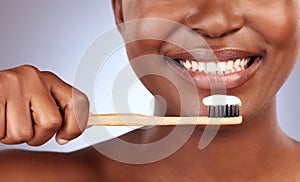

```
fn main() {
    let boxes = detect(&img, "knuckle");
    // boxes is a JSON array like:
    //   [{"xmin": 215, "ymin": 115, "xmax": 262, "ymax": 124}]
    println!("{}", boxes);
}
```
[
  {"xmin": 41, "ymin": 71, "xmax": 63, "ymax": 84},
  {"xmin": 1, "ymin": 69, "xmax": 20, "ymax": 84},
  {"xmin": 18, "ymin": 65, "xmax": 42, "ymax": 80},
  {"xmin": 0, "ymin": 65, "xmax": 38, "ymax": 81},
  {"xmin": 0, "ymin": 65, "xmax": 42, "ymax": 85},
  {"xmin": 41, "ymin": 71, "xmax": 65, "ymax": 88},
  {"xmin": 18, "ymin": 65, "xmax": 40, "ymax": 73},
  {"xmin": 73, "ymin": 91, "xmax": 90, "ymax": 108},
  {"xmin": 41, "ymin": 116, "xmax": 62, "ymax": 131},
  {"xmin": 0, "ymin": 65, "xmax": 45, "ymax": 96},
  {"xmin": 41, "ymin": 71, "xmax": 57, "ymax": 79}
]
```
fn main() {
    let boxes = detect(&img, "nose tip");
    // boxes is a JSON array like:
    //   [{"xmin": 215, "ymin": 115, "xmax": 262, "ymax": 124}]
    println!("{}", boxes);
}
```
[{"xmin": 184, "ymin": 3, "xmax": 244, "ymax": 38}]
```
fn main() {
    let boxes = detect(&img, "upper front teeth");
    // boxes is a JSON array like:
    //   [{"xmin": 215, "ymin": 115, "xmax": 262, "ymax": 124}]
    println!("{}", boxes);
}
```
[{"xmin": 180, "ymin": 58, "xmax": 251, "ymax": 74}]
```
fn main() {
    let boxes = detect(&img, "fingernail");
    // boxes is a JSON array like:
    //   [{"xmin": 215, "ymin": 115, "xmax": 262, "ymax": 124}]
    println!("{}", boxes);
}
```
[{"xmin": 58, "ymin": 139, "xmax": 69, "ymax": 145}]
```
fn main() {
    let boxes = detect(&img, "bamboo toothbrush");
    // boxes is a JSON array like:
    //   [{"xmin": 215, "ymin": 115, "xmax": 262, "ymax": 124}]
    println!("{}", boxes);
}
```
[{"xmin": 87, "ymin": 95, "xmax": 242, "ymax": 126}]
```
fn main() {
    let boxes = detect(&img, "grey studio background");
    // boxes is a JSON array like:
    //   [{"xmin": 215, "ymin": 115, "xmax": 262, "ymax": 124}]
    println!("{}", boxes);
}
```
[{"xmin": 0, "ymin": 0, "xmax": 299, "ymax": 152}]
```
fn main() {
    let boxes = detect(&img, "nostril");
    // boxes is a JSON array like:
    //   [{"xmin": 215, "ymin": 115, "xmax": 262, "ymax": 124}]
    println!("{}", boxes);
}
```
[
  {"xmin": 193, "ymin": 26, "xmax": 242, "ymax": 38},
  {"xmin": 223, "ymin": 27, "xmax": 242, "ymax": 36},
  {"xmin": 192, "ymin": 29, "xmax": 210, "ymax": 37},
  {"xmin": 193, "ymin": 28, "xmax": 226, "ymax": 38}
]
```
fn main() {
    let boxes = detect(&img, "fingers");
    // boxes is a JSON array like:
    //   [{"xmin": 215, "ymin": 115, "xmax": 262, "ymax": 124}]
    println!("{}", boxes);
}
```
[
  {"xmin": 55, "ymin": 104, "xmax": 84, "ymax": 145},
  {"xmin": 1, "ymin": 96, "xmax": 33, "ymax": 144},
  {"xmin": 41, "ymin": 72, "xmax": 89, "ymax": 145},
  {"xmin": 27, "ymin": 90, "xmax": 62, "ymax": 146},
  {"xmin": 0, "ymin": 65, "xmax": 89, "ymax": 146}
]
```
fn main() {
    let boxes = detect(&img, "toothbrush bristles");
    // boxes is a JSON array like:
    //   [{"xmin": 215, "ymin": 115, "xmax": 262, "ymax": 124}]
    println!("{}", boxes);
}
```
[{"xmin": 208, "ymin": 105, "xmax": 240, "ymax": 118}]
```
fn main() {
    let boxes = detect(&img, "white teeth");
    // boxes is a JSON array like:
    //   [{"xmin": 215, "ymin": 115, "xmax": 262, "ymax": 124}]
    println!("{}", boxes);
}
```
[
  {"xmin": 185, "ymin": 61, "xmax": 192, "ymax": 69},
  {"xmin": 227, "ymin": 61, "xmax": 234, "ymax": 72},
  {"xmin": 191, "ymin": 61, "xmax": 199, "ymax": 71},
  {"xmin": 206, "ymin": 62, "xmax": 217, "ymax": 73},
  {"xmin": 217, "ymin": 62, "xmax": 226, "ymax": 73},
  {"xmin": 180, "ymin": 57, "xmax": 252, "ymax": 74},
  {"xmin": 240, "ymin": 59, "xmax": 245, "ymax": 70},
  {"xmin": 180, "ymin": 60, "xmax": 184, "ymax": 66},
  {"xmin": 234, "ymin": 59, "xmax": 241, "ymax": 71},
  {"xmin": 199, "ymin": 62, "xmax": 205, "ymax": 72}
]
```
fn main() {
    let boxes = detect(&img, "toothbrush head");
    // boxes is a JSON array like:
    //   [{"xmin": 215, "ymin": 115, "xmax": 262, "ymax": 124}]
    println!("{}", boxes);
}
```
[{"xmin": 203, "ymin": 95, "xmax": 242, "ymax": 118}]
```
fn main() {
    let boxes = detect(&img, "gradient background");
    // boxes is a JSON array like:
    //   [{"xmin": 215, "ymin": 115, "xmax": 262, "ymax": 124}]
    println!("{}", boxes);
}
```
[{"xmin": 0, "ymin": 0, "xmax": 299, "ymax": 151}]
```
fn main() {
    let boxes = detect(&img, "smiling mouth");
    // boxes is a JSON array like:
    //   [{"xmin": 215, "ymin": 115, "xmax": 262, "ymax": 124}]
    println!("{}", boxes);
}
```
[
  {"xmin": 172, "ymin": 56, "xmax": 259, "ymax": 74},
  {"xmin": 164, "ymin": 49, "xmax": 263, "ymax": 89}
]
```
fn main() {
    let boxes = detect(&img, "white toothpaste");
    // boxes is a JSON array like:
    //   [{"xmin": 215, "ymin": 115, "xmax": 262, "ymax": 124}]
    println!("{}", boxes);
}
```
[{"xmin": 202, "ymin": 95, "xmax": 242, "ymax": 106}]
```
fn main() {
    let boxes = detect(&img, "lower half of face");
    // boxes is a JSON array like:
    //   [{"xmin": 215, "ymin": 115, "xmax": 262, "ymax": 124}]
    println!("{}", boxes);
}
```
[{"xmin": 121, "ymin": 0, "xmax": 300, "ymax": 121}]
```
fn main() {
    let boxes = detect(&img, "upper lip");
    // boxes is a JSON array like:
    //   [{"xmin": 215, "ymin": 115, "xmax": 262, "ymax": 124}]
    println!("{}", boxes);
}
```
[{"xmin": 165, "ymin": 48, "xmax": 263, "ymax": 62}]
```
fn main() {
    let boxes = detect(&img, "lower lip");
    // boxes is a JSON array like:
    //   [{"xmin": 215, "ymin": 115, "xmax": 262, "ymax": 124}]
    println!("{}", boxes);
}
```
[{"xmin": 166, "ymin": 58, "xmax": 262, "ymax": 90}]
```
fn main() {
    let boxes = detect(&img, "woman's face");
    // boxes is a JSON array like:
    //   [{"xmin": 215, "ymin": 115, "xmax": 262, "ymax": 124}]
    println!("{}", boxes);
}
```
[{"xmin": 113, "ymin": 0, "xmax": 300, "ymax": 121}]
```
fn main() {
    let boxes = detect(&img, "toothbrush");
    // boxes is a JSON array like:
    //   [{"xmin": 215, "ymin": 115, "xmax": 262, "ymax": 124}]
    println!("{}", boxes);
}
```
[{"xmin": 87, "ymin": 95, "xmax": 242, "ymax": 126}]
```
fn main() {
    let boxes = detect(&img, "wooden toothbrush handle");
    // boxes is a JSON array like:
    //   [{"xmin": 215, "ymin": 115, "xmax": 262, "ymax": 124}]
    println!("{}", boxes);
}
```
[{"xmin": 87, "ymin": 113, "xmax": 243, "ymax": 126}]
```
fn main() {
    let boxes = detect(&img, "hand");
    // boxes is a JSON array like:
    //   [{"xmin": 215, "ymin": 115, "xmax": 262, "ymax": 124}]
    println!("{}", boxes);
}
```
[{"xmin": 0, "ymin": 65, "xmax": 89, "ymax": 146}]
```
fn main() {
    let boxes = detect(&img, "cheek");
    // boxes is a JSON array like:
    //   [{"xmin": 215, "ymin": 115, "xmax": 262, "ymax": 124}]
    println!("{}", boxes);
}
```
[
  {"xmin": 244, "ymin": 1, "xmax": 298, "ymax": 46},
  {"xmin": 262, "ymin": 16, "xmax": 297, "ymax": 46},
  {"xmin": 122, "ymin": 19, "xmax": 175, "ymax": 60},
  {"xmin": 244, "ymin": 1, "xmax": 300, "ymax": 86},
  {"xmin": 125, "ymin": 41, "xmax": 161, "ymax": 61},
  {"xmin": 122, "ymin": 2, "xmax": 195, "ymax": 59}
]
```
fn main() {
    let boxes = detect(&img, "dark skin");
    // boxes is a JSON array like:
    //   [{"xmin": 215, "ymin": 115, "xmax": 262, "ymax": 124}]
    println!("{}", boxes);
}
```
[{"xmin": 1, "ymin": 0, "xmax": 300, "ymax": 181}]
